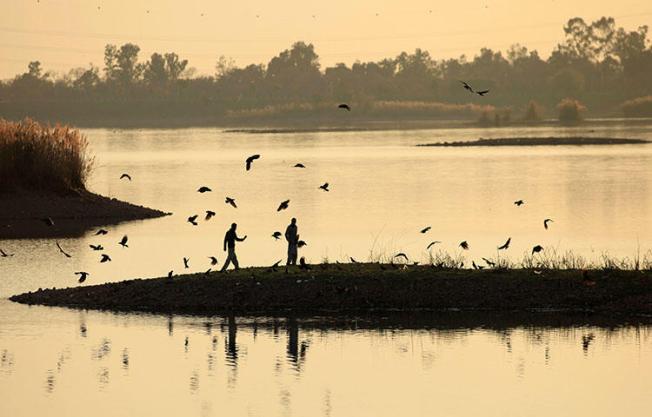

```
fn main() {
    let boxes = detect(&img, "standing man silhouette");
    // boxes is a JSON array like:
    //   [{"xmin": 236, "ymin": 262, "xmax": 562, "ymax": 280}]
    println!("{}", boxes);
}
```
[
  {"xmin": 221, "ymin": 223, "xmax": 247, "ymax": 271},
  {"xmin": 285, "ymin": 218, "xmax": 298, "ymax": 265}
]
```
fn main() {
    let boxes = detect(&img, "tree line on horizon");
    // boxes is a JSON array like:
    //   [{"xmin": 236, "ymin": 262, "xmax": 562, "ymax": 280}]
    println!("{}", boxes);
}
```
[{"xmin": 1, "ymin": 16, "xmax": 652, "ymax": 124}]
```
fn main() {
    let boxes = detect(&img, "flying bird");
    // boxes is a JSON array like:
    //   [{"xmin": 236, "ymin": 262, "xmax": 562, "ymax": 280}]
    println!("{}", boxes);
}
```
[
  {"xmin": 514, "ymin": 200, "xmax": 525, "ymax": 206},
  {"xmin": 394, "ymin": 253, "xmax": 409, "ymax": 261},
  {"xmin": 338, "ymin": 104, "xmax": 351, "ymax": 111},
  {"xmin": 277, "ymin": 200, "xmax": 290, "ymax": 211},
  {"xmin": 294, "ymin": 163, "xmax": 306, "ymax": 168},
  {"xmin": 42, "ymin": 217, "xmax": 54, "ymax": 227},
  {"xmin": 544, "ymin": 218, "xmax": 554, "ymax": 229},
  {"xmin": 75, "ymin": 271, "xmax": 89, "ymax": 283},
  {"xmin": 187, "ymin": 215, "xmax": 198, "ymax": 226},
  {"xmin": 245, "ymin": 154, "xmax": 260, "ymax": 171},
  {"xmin": 426, "ymin": 241, "xmax": 441, "ymax": 250},
  {"xmin": 476, "ymin": 90, "xmax": 490, "ymax": 96},
  {"xmin": 183, "ymin": 257, "xmax": 190, "ymax": 269},
  {"xmin": 225, "ymin": 197, "xmax": 237, "ymax": 208},
  {"xmin": 272, "ymin": 231, "xmax": 282, "ymax": 240},
  {"xmin": 197, "ymin": 186, "xmax": 212, "ymax": 193},
  {"xmin": 100, "ymin": 254, "xmax": 111, "ymax": 263},
  {"xmin": 89, "ymin": 244, "xmax": 104, "ymax": 251},
  {"xmin": 205, "ymin": 210, "xmax": 216, "ymax": 221},
  {"xmin": 482, "ymin": 257, "xmax": 496, "ymax": 267},
  {"xmin": 119, "ymin": 235, "xmax": 129, "ymax": 248},
  {"xmin": 319, "ymin": 183, "xmax": 330, "ymax": 192},
  {"xmin": 532, "ymin": 245, "xmax": 544, "ymax": 255},
  {"xmin": 120, "ymin": 173, "xmax": 131, "ymax": 181},
  {"xmin": 459, "ymin": 80, "xmax": 474, "ymax": 93},
  {"xmin": 95, "ymin": 229, "xmax": 108, "ymax": 235},
  {"xmin": 56, "ymin": 242, "xmax": 72, "ymax": 258},
  {"xmin": 297, "ymin": 240, "xmax": 307, "ymax": 248},
  {"xmin": 420, "ymin": 226, "xmax": 431, "ymax": 234},
  {"xmin": 0, "ymin": 248, "xmax": 14, "ymax": 257},
  {"xmin": 498, "ymin": 237, "xmax": 511, "ymax": 250},
  {"xmin": 209, "ymin": 256, "xmax": 218, "ymax": 266},
  {"xmin": 459, "ymin": 241, "xmax": 469, "ymax": 250}
]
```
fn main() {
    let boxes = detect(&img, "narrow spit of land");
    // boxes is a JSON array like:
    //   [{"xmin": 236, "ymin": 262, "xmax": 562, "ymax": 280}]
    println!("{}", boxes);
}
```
[
  {"xmin": 10, "ymin": 264, "xmax": 652, "ymax": 317},
  {"xmin": 417, "ymin": 137, "xmax": 650, "ymax": 147}
]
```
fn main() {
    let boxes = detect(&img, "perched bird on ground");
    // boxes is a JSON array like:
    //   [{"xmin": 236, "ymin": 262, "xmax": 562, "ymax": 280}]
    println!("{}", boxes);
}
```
[
  {"xmin": 56, "ymin": 242, "xmax": 72, "ymax": 258},
  {"xmin": 394, "ymin": 253, "xmax": 409, "ymax": 261},
  {"xmin": 319, "ymin": 183, "xmax": 330, "ymax": 192},
  {"xmin": 476, "ymin": 90, "xmax": 490, "ymax": 96},
  {"xmin": 338, "ymin": 104, "xmax": 351, "ymax": 111},
  {"xmin": 197, "ymin": 186, "xmax": 212, "ymax": 193},
  {"xmin": 514, "ymin": 200, "xmax": 525, "ymax": 206},
  {"xmin": 95, "ymin": 229, "xmax": 108, "ymax": 235},
  {"xmin": 75, "ymin": 271, "xmax": 89, "ymax": 283},
  {"xmin": 294, "ymin": 163, "xmax": 306, "ymax": 168},
  {"xmin": 100, "ymin": 254, "xmax": 111, "ymax": 263},
  {"xmin": 532, "ymin": 245, "xmax": 544, "ymax": 255},
  {"xmin": 42, "ymin": 217, "xmax": 54, "ymax": 227},
  {"xmin": 472, "ymin": 261, "xmax": 484, "ymax": 270},
  {"xmin": 0, "ymin": 249, "xmax": 14, "ymax": 257},
  {"xmin": 272, "ymin": 231, "xmax": 282, "ymax": 240},
  {"xmin": 420, "ymin": 226, "xmax": 431, "ymax": 234},
  {"xmin": 277, "ymin": 200, "xmax": 290, "ymax": 211},
  {"xmin": 459, "ymin": 81, "xmax": 474, "ymax": 93},
  {"xmin": 459, "ymin": 241, "xmax": 469, "ymax": 250},
  {"xmin": 544, "ymin": 218, "xmax": 553, "ymax": 229},
  {"xmin": 120, "ymin": 173, "xmax": 131, "ymax": 181},
  {"xmin": 426, "ymin": 241, "xmax": 441, "ymax": 250},
  {"xmin": 498, "ymin": 237, "xmax": 511, "ymax": 250},
  {"xmin": 350, "ymin": 257, "xmax": 358, "ymax": 263},
  {"xmin": 167, "ymin": 270, "xmax": 174, "ymax": 279},
  {"xmin": 209, "ymin": 256, "xmax": 218, "ymax": 266},
  {"xmin": 119, "ymin": 235, "xmax": 129, "ymax": 248},
  {"xmin": 183, "ymin": 257, "xmax": 190, "ymax": 269},
  {"xmin": 187, "ymin": 215, "xmax": 198, "ymax": 226},
  {"xmin": 299, "ymin": 257, "xmax": 311, "ymax": 270},
  {"xmin": 245, "ymin": 154, "xmax": 260, "ymax": 171},
  {"xmin": 205, "ymin": 210, "xmax": 216, "ymax": 220},
  {"xmin": 225, "ymin": 197, "xmax": 237, "ymax": 208},
  {"xmin": 482, "ymin": 257, "xmax": 496, "ymax": 267}
]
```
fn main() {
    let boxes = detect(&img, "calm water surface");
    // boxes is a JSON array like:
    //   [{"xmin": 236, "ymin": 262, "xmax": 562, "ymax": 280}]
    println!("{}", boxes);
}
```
[{"xmin": 1, "ymin": 125, "xmax": 652, "ymax": 416}]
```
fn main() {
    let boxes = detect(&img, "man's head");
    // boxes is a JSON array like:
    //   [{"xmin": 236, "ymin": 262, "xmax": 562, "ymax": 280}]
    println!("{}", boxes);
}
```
[
  {"xmin": 231, "ymin": 223, "xmax": 237, "ymax": 230},
  {"xmin": 291, "ymin": 218, "xmax": 296, "ymax": 225}
]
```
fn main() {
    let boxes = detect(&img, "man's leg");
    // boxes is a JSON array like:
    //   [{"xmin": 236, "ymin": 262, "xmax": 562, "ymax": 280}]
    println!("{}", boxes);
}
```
[
  {"xmin": 221, "ymin": 250, "xmax": 233, "ymax": 272},
  {"xmin": 289, "ymin": 245, "xmax": 297, "ymax": 265},
  {"xmin": 232, "ymin": 252, "xmax": 239, "ymax": 270}
]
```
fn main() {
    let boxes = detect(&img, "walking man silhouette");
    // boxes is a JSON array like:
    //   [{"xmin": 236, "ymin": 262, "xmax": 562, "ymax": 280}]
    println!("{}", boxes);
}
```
[
  {"xmin": 285, "ymin": 218, "xmax": 298, "ymax": 265},
  {"xmin": 221, "ymin": 223, "xmax": 247, "ymax": 271}
]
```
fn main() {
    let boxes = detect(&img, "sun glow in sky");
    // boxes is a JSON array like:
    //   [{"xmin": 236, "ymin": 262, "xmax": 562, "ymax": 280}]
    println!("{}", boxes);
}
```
[{"xmin": 0, "ymin": 0, "xmax": 651, "ymax": 79}]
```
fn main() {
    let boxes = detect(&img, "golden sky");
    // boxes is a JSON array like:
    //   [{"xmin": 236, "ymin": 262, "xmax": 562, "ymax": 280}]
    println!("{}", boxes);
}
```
[{"xmin": 1, "ymin": 0, "xmax": 650, "ymax": 79}]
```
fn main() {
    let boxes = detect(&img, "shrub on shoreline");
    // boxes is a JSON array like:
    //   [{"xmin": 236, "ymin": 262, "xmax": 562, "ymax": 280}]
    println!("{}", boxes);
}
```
[
  {"xmin": 523, "ymin": 100, "xmax": 545, "ymax": 122},
  {"xmin": 0, "ymin": 118, "xmax": 93, "ymax": 193},
  {"xmin": 622, "ymin": 96, "xmax": 652, "ymax": 118},
  {"xmin": 557, "ymin": 98, "xmax": 586, "ymax": 124}
]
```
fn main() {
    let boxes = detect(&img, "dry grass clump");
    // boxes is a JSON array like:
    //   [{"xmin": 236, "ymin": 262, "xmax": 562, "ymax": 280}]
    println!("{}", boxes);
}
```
[
  {"xmin": 0, "ymin": 118, "xmax": 93, "ymax": 193},
  {"xmin": 621, "ymin": 95, "xmax": 652, "ymax": 118}
]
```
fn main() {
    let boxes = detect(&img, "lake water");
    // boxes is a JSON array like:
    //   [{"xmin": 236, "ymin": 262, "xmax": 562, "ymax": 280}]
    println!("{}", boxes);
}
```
[{"xmin": 1, "ymin": 124, "xmax": 652, "ymax": 416}]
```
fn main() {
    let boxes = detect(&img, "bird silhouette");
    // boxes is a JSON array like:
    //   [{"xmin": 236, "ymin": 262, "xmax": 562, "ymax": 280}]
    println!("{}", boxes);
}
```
[
  {"xmin": 459, "ymin": 81, "xmax": 474, "ymax": 93},
  {"xmin": 0, "ymin": 248, "xmax": 14, "ymax": 257},
  {"xmin": 167, "ymin": 270, "xmax": 174, "ymax": 279},
  {"xmin": 277, "ymin": 200, "xmax": 290, "ymax": 211},
  {"xmin": 350, "ymin": 257, "xmax": 358, "ymax": 263},
  {"xmin": 209, "ymin": 256, "xmax": 218, "ymax": 266},
  {"xmin": 119, "ymin": 235, "xmax": 129, "ymax": 248},
  {"xmin": 205, "ymin": 210, "xmax": 216, "ymax": 220},
  {"xmin": 120, "ymin": 173, "xmax": 131, "ymax": 181},
  {"xmin": 89, "ymin": 244, "xmax": 104, "ymax": 251},
  {"xmin": 42, "ymin": 217, "xmax": 54, "ymax": 227},
  {"xmin": 100, "ymin": 254, "xmax": 111, "ymax": 263},
  {"xmin": 183, "ymin": 257, "xmax": 190, "ymax": 269},
  {"xmin": 197, "ymin": 186, "xmax": 212, "ymax": 193},
  {"xmin": 472, "ymin": 261, "xmax": 484, "ymax": 270},
  {"xmin": 299, "ymin": 257, "xmax": 311, "ymax": 270},
  {"xmin": 225, "ymin": 197, "xmax": 237, "ymax": 208},
  {"xmin": 75, "ymin": 271, "xmax": 89, "ymax": 283},
  {"xmin": 514, "ymin": 200, "xmax": 525, "ymax": 206},
  {"xmin": 459, "ymin": 241, "xmax": 469, "ymax": 250},
  {"xmin": 420, "ymin": 226, "xmax": 431, "ymax": 234},
  {"xmin": 245, "ymin": 154, "xmax": 260, "ymax": 171},
  {"xmin": 426, "ymin": 241, "xmax": 441, "ymax": 250},
  {"xmin": 272, "ymin": 231, "xmax": 282, "ymax": 240},
  {"xmin": 297, "ymin": 240, "xmax": 307, "ymax": 248},
  {"xmin": 56, "ymin": 242, "xmax": 72, "ymax": 258},
  {"xmin": 338, "ymin": 104, "xmax": 351, "ymax": 111},
  {"xmin": 482, "ymin": 257, "xmax": 496, "ymax": 267},
  {"xmin": 544, "ymin": 219, "xmax": 554, "ymax": 229},
  {"xmin": 187, "ymin": 215, "xmax": 198, "ymax": 226},
  {"xmin": 394, "ymin": 253, "xmax": 409, "ymax": 261},
  {"xmin": 294, "ymin": 163, "xmax": 306, "ymax": 168},
  {"xmin": 498, "ymin": 237, "xmax": 511, "ymax": 250},
  {"xmin": 319, "ymin": 183, "xmax": 330, "ymax": 192},
  {"xmin": 95, "ymin": 229, "xmax": 108, "ymax": 235},
  {"xmin": 532, "ymin": 245, "xmax": 544, "ymax": 255},
  {"xmin": 476, "ymin": 90, "xmax": 490, "ymax": 96}
]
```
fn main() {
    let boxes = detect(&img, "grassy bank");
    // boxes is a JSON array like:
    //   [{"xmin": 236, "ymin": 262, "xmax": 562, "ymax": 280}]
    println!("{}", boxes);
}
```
[{"xmin": 10, "ymin": 264, "xmax": 652, "ymax": 316}]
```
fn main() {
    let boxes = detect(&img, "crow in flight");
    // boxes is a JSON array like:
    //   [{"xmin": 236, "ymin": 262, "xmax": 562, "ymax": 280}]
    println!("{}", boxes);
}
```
[
  {"xmin": 119, "ymin": 235, "xmax": 129, "ymax": 248},
  {"xmin": 205, "ymin": 210, "xmax": 216, "ymax": 221},
  {"xmin": 498, "ymin": 237, "xmax": 511, "ymax": 250},
  {"xmin": 245, "ymin": 154, "xmax": 260, "ymax": 171},
  {"xmin": 225, "ymin": 197, "xmax": 237, "ymax": 208},
  {"xmin": 120, "ymin": 173, "xmax": 132, "ymax": 181},
  {"xmin": 56, "ymin": 242, "xmax": 72, "ymax": 258},
  {"xmin": 188, "ymin": 215, "xmax": 199, "ymax": 226},
  {"xmin": 75, "ymin": 271, "xmax": 89, "ymax": 283},
  {"xmin": 277, "ymin": 200, "xmax": 290, "ymax": 211},
  {"xmin": 338, "ymin": 104, "xmax": 351, "ymax": 111},
  {"xmin": 459, "ymin": 241, "xmax": 469, "ymax": 250},
  {"xmin": 544, "ymin": 219, "xmax": 553, "ymax": 229},
  {"xmin": 198, "ymin": 186, "xmax": 212, "ymax": 193}
]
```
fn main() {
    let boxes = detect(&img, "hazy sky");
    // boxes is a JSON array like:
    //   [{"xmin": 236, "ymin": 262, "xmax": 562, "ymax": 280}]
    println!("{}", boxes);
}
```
[{"xmin": 1, "ymin": 0, "xmax": 650, "ymax": 79}]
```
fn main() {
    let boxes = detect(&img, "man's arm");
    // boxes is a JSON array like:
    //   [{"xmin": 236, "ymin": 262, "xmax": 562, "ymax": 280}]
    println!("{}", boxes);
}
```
[{"xmin": 236, "ymin": 234, "xmax": 247, "ymax": 242}]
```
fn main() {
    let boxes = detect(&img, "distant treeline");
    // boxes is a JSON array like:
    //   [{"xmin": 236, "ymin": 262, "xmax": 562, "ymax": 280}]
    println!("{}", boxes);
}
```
[{"xmin": 1, "ymin": 16, "xmax": 652, "ymax": 126}]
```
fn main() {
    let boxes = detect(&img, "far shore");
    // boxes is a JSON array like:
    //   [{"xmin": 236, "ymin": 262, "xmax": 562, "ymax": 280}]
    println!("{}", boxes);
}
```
[
  {"xmin": 10, "ymin": 264, "xmax": 652, "ymax": 317},
  {"xmin": 418, "ymin": 137, "xmax": 650, "ymax": 147},
  {"xmin": 0, "ymin": 188, "xmax": 170, "ymax": 239}
]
